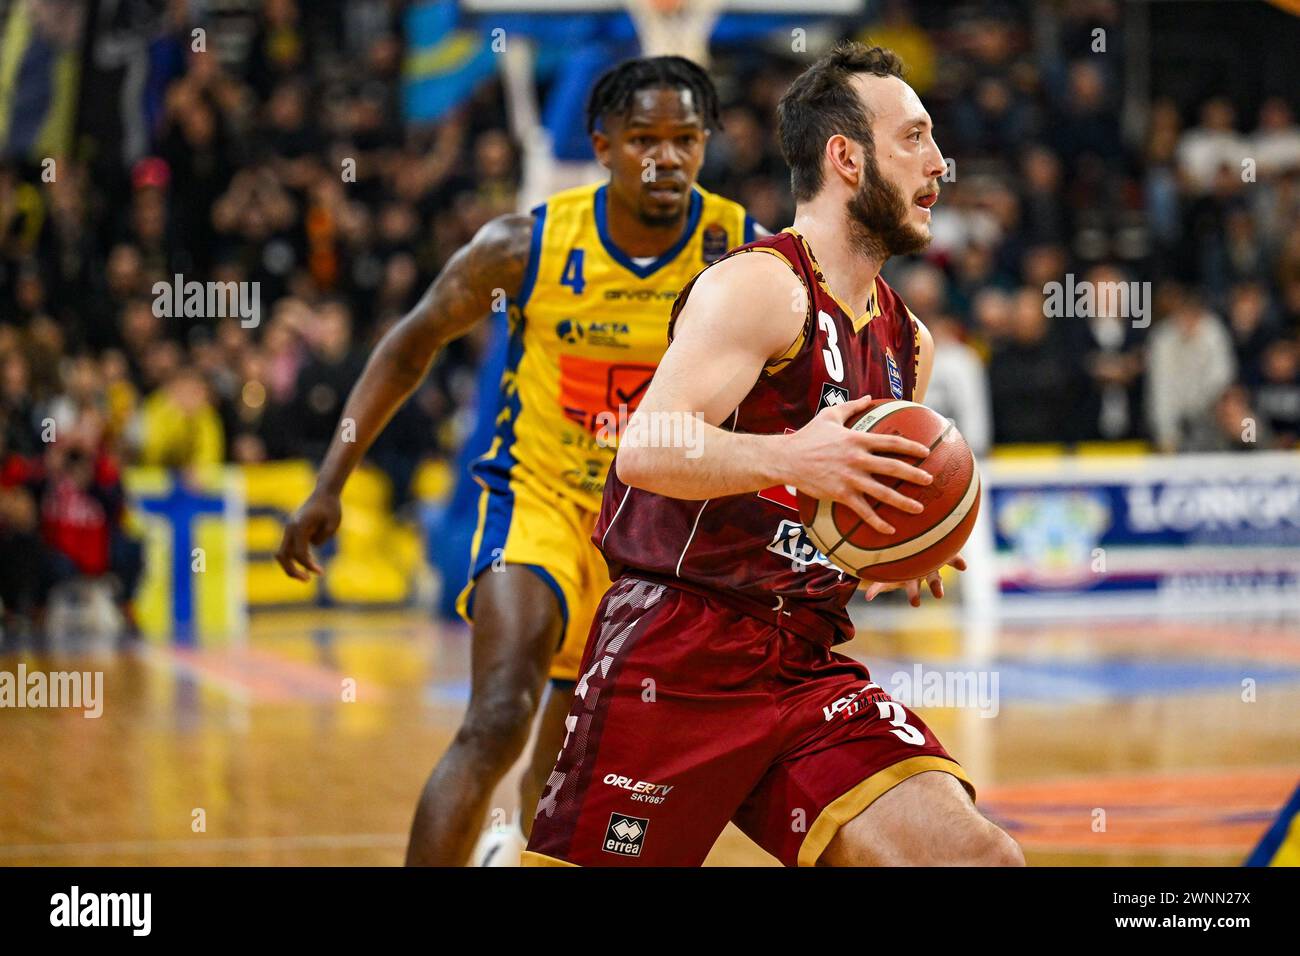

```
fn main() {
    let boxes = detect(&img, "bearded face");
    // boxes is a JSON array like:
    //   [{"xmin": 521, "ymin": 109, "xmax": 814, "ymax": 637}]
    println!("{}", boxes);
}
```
[{"xmin": 845, "ymin": 151, "xmax": 933, "ymax": 261}]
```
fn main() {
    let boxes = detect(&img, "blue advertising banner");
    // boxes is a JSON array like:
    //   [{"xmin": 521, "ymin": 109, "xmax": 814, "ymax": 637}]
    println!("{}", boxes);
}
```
[{"xmin": 985, "ymin": 454, "xmax": 1300, "ymax": 614}]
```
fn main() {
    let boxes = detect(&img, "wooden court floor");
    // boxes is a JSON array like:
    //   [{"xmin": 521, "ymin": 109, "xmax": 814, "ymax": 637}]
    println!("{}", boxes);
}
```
[{"xmin": 2, "ymin": 606, "xmax": 1297, "ymax": 866}]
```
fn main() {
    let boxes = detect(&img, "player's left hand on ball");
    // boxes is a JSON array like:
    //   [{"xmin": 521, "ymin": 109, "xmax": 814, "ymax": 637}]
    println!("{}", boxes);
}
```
[{"xmin": 862, "ymin": 554, "xmax": 968, "ymax": 606}]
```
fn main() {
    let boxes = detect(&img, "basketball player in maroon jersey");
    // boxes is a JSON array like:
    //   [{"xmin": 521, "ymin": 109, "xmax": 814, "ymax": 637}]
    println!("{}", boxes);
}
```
[{"xmin": 522, "ymin": 43, "xmax": 1023, "ymax": 866}]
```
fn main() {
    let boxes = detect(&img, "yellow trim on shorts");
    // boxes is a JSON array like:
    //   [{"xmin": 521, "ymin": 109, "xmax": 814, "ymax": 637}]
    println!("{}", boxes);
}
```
[
  {"xmin": 521, "ymin": 850, "xmax": 578, "ymax": 867},
  {"xmin": 796, "ymin": 756, "xmax": 977, "ymax": 867},
  {"xmin": 454, "ymin": 483, "xmax": 495, "ymax": 622}
]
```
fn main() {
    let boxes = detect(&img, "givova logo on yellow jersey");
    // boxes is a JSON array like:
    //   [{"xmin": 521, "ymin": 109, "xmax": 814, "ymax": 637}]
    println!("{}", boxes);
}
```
[{"xmin": 555, "ymin": 319, "xmax": 631, "ymax": 348}]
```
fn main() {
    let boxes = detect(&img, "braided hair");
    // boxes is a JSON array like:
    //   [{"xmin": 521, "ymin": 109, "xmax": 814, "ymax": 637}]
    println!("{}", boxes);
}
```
[{"xmin": 585, "ymin": 56, "xmax": 722, "ymax": 135}]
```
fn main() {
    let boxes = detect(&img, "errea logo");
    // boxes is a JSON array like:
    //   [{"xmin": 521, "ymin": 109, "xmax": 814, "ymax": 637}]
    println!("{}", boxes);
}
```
[
  {"xmin": 603, "ymin": 812, "xmax": 649, "ymax": 857},
  {"xmin": 819, "ymin": 382, "xmax": 849, "ymax": 409}
]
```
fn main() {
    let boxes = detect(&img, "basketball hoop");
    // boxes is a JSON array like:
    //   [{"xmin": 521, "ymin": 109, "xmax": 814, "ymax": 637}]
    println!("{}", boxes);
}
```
[
  {"xmin": 463, "ymin": 0, "xmax": 849, "ymax": 206},
  {"xmin": 625, "ymin": 0, "xmax": 725, "ymax": 64}
]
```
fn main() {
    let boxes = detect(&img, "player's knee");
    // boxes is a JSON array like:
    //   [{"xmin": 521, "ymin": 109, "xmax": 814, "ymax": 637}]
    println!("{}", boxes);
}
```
[
  {"xmin": 962, "ymin": 822, "xmax": 1024, "ymax": 867},
  {"xmin": 456, "ymin": 691, "xmax": 538, "ymax": 761},
  {"xmin": 983, "ymin": 827, "xmax": 1025, "ymax": 867}
]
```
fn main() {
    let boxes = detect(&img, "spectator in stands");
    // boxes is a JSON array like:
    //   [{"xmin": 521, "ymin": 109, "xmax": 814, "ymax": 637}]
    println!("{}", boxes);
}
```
[
  {"xmin": 1047, "ymin": 61, "xmax": 1123, "ymax": 171},
  {"xmin": 952, "ymin": 75, "xmax": 1035, "ymax": 157},
  {"xmin": 1184, "ymin": 384, "xmax": 1274, "ymax": 453},
  {"xmin": 859, "ymin": 0, "xmax": 936, "ymax": 95},
  {"xmin": 37, "ymin": 428, "xmax": 144, "ymax": 634},
  {"xmin": 0, "ymin": 400, "xmax": 143, "ymax": 641},
  {"xmin": 158, "ymin": 83, "xmax": 235, "ymax": 277},
  {"xmin": 0, "ymin": 417, "xmax": 44, "ymax": 641},
  {"xmin": 289, "ymin": 299, "xmax": 364, "ymax": 461},
  {"xmin": 12, "ymin": 262, "xmax": 50, "ymax": 326},
  {"xmin": 969, "ymin": 286, "xmax": 1013, "ymax": 354},
  {"xmin": 1178, "ymin": 97, "xmax": 1249, "ymax": 194},
  {"xmin": 1072, "ymin": 263, "xmax": 1146, "ymax": 441},
  {"xmin": 121, "ymin": 159, "xmax": 175, "ymax": 281},
  {"xmin": 1146, "ymin": 284, "xmax": 1236, "ymax": 452},
  {"xmin": 1018, "ymin": 145, "xmax": 1071, "ymax": 247},
  {"xmin": 1226, "ymin": 280, "xmax": 1279, "ymax": 387},
  {"xmin": 136, "ymin": 366, "xmax": 225, "ymax": 468},
  {"xmin": 988, "ymin": 288, "xmax": 1079, "ymax": 444},
  {"xmin": 1144, "ymin": 98, "xmax": 1183, "ymax": 258},
  {"xmin": 926, "ymin": 315, "xmax": 992, "ymax": 457},
  {"xmin": 118, "ymin": 298, "xmax": 167, "ymax": 389},
  {"xmin": 0, "ymin": 163, "xmax": 43, "ymax": 272},
  {"xmin": 1185, "ymin": 160, "xmax": 1258, "ymax": 296},
  {"xmin": 99, "ymin": 349, "xmax": 139, "ymax": 449},
  {"xmin": 247, "ymin": 0, "xmax": 310, "ymax": 100},
  {"xmin": 261, "ymin": 305, "xmax": 309, "ymax": 405},
  {"xmin": 900, "ymin": 264, "xmax": 991, "ymax": 456},
  {"xmin": 1254, "ymin": 168, "xmax": 1300, "ymax": 257},
  {"xmin": 46, "ymin": 353, "xmax": 106, "ymax": 444},
  {"xmin": 139, "ymin": 339, "xmax": 184, "ymax": 395},
  {"xmin": 1254, "ymin": 339, "xmax": 1300, "ymax": 448},
  {"xmin": 84, "ymin": 244, "xmax": 150, "ymax": 354},
  {"xmin": 1, "ymin": 349, "xmax": 41, "ymax": 456},
  {"xmin": 226, "ymin": 349, "xmax": 292, "ymax": 464},
  {"xmin": 1251, "ymin": 97, "xmax": 1300, "ymax": 180},
  {"xmin": 1276, "ymin": 225, "xmax": 1300, "ymax": 332}
]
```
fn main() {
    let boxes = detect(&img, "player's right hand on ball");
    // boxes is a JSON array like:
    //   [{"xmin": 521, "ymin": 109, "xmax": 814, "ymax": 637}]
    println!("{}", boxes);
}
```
[
  {"xmin": 276, "ymin": 491, "xmax": 342, "ymax": 581},
  {"xmin": 784, "ymin": 394, "xmax": 933, "ymax": 536}
]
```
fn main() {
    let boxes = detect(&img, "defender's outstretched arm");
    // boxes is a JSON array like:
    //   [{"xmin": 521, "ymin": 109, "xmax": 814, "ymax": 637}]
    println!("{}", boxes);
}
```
[{"xmin": 277, "ymin": 213, "xmax": 534, "ymax": 580}]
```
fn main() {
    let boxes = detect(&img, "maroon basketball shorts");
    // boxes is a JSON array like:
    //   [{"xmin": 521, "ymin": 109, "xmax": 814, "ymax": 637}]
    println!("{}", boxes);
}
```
[{"xmin": 523, "ymin": 575, "xmax": 976, "ymax": 867}]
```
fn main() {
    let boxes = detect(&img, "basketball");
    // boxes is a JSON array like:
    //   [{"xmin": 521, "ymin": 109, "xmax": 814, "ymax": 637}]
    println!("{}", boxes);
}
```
[{"xmin": 798, "ymin": 399, "xmax": 981, "ymax": 582}]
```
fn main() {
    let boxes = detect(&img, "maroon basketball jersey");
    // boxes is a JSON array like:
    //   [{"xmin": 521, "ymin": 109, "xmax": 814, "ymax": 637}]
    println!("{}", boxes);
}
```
[{"xmin": 593, "ymin": 229, "xmax": 920, "ymax": 644}]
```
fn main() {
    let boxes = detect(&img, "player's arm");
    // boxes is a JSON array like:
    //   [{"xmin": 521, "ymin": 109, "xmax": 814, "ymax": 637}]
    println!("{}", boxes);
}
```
[
  {"xmin": 616, "ymin": 253, "xmax": 933, "ymax": 535},
  {"xmin": 276, "ymin": 213, "xmax": 533, "ymax": 580},
  {"xmin": 914, "ymin": 316, "xmax": 934, "ymax": 403}
]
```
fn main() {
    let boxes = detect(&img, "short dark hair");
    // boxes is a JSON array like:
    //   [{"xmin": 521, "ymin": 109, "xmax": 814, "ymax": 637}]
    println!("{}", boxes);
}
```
[
  {"xmin": 777, "ymin": 42, "xmax": 905, "ymax": 202},
  {"xmin": 586, "ymin": 56, "xmax": 722, "ymax": 135}
]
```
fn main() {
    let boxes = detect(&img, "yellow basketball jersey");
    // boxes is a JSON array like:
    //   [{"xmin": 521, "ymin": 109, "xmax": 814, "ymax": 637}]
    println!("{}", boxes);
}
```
[{"xmin": 472, "ymin": 181, "xmax": 755, "ymax": 512}]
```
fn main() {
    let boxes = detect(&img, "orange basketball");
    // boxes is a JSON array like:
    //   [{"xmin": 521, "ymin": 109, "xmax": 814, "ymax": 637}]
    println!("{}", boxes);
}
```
[{"xmin": 797, "ymin": 399, "xmax": 981, "ymax": 583}]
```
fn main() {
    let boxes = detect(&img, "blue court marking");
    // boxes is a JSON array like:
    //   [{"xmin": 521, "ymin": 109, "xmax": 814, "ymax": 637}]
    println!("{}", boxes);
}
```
[
  {"xmin": 422, "ymin": 680, "xmax": 471, "ymax": 707},
  {"xmin": 860, "ymin": 655, "xmax": 1300, "ymax": 704}
]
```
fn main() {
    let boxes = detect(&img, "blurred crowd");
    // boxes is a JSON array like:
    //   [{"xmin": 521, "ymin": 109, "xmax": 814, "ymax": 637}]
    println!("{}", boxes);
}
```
[
  {"xmin": 2, "ymin": 0, "xmax": 1300, "ymax": 625},
  {"xmin": 707, "ymin": 0, "xmax": 1300, "ymax": 454},
  {"xmin": 1, "ymin": 0, "xmax": 487, "ymax": 629}
]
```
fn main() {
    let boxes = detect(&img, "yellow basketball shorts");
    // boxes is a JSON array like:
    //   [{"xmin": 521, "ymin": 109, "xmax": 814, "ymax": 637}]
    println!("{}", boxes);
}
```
[{"xmin": 456, "ymin": 476, "xmax": 610, "ymax": 682}]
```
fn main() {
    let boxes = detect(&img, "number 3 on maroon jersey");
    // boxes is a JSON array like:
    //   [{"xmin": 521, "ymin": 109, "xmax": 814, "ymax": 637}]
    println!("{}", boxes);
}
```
[{"xmin": 818, "ymin": 310, "xmax": 844, "ymax": 383}]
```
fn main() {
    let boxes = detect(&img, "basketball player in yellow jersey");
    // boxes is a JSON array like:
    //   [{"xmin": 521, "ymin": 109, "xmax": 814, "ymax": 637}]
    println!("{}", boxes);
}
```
[{"xmin": 276, "ymin": 56, "xmax": 758, "ymax": 866}]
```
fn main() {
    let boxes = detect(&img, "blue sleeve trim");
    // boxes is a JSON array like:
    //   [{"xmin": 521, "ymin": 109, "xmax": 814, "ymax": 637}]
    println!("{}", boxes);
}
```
[{"xmin": 516, "ymin": 203, "xmax": 548, "ymax": 310}]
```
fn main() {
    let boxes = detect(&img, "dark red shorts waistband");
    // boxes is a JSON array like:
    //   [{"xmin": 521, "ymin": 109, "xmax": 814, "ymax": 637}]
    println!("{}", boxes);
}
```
[{"xmin": 615, "ymin": 569, "xmax": 851, "ymax": 647}]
